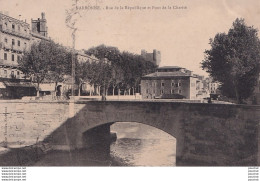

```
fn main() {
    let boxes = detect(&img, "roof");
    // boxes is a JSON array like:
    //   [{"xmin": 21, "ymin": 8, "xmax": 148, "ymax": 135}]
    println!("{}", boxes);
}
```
[
  {"xmin": 143, "ymin": 71, "xmax": 192, "ymax": 79},
  {"xmin": 4, "ymin": 81, "xmax": 36, "ymax": 88},
  {"xmin": 0, "ymin": 13, "xmax": 30, "ymax": 27},
  {"xmin": 157, "ymin": 66, "xmax": 183, "ymax": 69}
]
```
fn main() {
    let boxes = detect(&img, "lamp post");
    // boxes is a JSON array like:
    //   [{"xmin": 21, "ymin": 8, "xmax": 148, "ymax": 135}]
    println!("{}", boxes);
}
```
[{"xmin": 71, "ymin": 31, "xmax": 76, "ymax": 100}]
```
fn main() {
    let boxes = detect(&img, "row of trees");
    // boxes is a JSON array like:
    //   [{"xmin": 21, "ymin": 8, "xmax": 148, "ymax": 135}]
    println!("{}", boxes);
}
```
[
  {"xmin": 77, "ymin": 45, "xmax": 157, "ymax": 96},
  {"xmin": 201, "ymin": 18, "xmax": 260, "ymax": 104},
  {"xmin": 18, "ymin": 42, "xmax": 156, "ymax": 97}
]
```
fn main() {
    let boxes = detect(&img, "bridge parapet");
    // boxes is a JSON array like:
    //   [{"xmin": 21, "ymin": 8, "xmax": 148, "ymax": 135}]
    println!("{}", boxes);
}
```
[{"xmin": 0, "ymin": 100, "xmax": 259, "ymax": 166}]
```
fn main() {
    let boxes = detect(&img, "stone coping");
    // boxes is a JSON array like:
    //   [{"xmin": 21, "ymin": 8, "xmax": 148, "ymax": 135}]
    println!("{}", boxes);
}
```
[{"xmin": 0, "ymin": 99, "xmax": 259, "ymax": 109}]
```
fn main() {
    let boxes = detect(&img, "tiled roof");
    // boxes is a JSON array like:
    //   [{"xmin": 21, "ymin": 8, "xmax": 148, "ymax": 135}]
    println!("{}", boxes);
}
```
[
  {"xmin": 157, "ymin": 66, "xmax": 183, "ymax": 69},
  {"xmin": 143, "ymin": 71, "xmax": 191, "ymax": 78}
]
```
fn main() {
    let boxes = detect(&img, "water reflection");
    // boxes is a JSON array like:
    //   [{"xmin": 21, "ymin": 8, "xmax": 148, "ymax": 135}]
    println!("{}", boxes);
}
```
[
  {"xmin": 32, "ymin": 122, "xmax": 176, "ymax": 166},
  {"xmin": 110, "ymin": 122, "xmax": 176, "ymax": 166}
]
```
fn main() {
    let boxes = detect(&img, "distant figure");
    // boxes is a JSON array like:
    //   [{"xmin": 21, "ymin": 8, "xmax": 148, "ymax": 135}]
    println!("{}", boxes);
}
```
[
  {"xmin": 102, "ymin": 94, "xmax": 106, "ymax": 101},
  {"xmin": 65, "ymin": 90, "xmax": 70, "ymax": 100}
]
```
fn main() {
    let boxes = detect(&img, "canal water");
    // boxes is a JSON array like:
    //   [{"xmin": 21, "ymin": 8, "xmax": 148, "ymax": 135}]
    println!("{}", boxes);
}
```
[{"xmin": 33, "ymin": 122, "xmax": 176, "ymax": 166}]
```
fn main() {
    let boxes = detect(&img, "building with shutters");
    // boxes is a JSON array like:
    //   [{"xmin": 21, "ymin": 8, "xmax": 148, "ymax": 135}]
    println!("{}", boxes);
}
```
[{"xmin": 0, "ymin": 12, "xmax": 50, "ymax": 99}]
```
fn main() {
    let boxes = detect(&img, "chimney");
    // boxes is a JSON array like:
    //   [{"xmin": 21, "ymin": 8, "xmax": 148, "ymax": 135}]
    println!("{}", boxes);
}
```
[{"xmin": 41, "ymin": 12, "xmax": 45, "ymax": 19}]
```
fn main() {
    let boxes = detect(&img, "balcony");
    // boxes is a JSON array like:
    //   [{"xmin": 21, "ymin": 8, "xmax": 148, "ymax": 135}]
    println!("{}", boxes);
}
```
[
  {"xmin": 1, "ymin": 27, "xmax": 30, "ymax": 40},
  {"xmin": 0, "ymin": 59, "xmax": 19, "ymax": 68},
  {"xmin": 0, "ymin": 43, "xmax": 24, "ymax": 53}
]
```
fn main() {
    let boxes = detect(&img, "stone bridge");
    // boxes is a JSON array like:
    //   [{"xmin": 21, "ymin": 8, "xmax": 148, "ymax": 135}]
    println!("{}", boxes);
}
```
[{"xmin": 0, "ymin": 100, "xmax": 260, "ymax": 166}]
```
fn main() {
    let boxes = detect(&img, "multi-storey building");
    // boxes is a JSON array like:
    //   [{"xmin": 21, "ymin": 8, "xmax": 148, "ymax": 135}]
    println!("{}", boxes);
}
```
[
  {"xmin": 141, "ymin": 49, "xmax": 161, "ymax": 66},
  {"xmin": 0, "ymin": 12, "xmax": 51, "ymax": 99},
  {"xmin": 203, "ymin": 77, "xmax": 220, "ymax": 94},
  {"xmin": 0, "ymin": 12, "xmax": 34, "ymax": 98},
  {"xmin": 0, "ymin": 12, "xmax": 30, "ymax": 80},
  {"xmin": 141, "ymin": 66, "xmax": 198, "ymax": 99},
  {"xmin": 141, "ymin": 66, "xmax": 219, "ymax": 100},
  {"xmin": 76, "ymin": 50, "xmax": 99, "ymax": 63}
]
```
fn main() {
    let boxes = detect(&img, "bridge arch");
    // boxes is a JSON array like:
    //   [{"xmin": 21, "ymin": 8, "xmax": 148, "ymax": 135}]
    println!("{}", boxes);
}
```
[{"xmin": 45, "ymin": 101, "xmax": 260, "ymax": 166}]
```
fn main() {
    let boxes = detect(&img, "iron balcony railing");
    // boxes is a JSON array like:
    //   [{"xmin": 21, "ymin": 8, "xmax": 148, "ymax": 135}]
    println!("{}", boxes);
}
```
[
  {"xmin": 0, "ymin": 42, "xmax": 24, "ymax": 53},
  {"xmin": 0, "ymin": 59, "xmax": 19, "ymax": 67},
  {"xmin": 0, "ymin": 27, "xmax": 30, "ymax": 40}
]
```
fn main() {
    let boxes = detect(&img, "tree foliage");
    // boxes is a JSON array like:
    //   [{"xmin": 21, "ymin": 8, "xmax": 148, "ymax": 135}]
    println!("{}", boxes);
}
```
[
  {"xmin": 18, "ymin": 40, "xmax": 72, "ymax": 96},
  {"xmin": 19, "ymin": 41, "xmax": 157, "ymax": 97},
  {"xmin": 85, "ymin": 44, "xmax": 157, "ymax": 95},
  {"xmin": 201, "ymin": 19, "xmax": 260, "ymax": 103}
]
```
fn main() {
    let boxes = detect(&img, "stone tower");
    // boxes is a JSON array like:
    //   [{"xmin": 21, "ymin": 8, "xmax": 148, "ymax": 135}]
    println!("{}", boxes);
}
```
[
  {"xmin": 31, "ymin": 12, "xmax": 48, "ymax": 37},
  {"xmin": 141, "ymin": 49, "xmax": 161, "ymax": 66}
]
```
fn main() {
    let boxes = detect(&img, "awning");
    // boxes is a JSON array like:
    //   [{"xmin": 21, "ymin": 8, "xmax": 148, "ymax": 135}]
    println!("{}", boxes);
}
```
[
  {"xmin": 4, "ymin": 82, "xmax": 36, "ymax": 88},
  {"xmin": 0, "ymin": 82, "xmax": 6, "ymax": 88},
  {"xmin": 39, "ymin": 83, "xmax": 55, "ymax": 91}
]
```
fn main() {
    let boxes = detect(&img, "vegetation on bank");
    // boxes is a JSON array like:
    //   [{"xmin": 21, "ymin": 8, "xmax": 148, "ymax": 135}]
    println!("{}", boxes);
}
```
[{"xmin": 201, "ymin": 19, "xmax": 260, "ymax": 104}]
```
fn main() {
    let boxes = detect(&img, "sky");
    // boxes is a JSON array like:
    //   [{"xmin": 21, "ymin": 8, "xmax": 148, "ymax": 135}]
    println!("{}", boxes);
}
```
[{"xmin": 1, "ymin": 0, "xmax": 260, "ymax": 76}]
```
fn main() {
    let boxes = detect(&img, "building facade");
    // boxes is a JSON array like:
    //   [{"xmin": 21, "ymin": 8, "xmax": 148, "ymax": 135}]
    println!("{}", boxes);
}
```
[
  {"xmin": 76, "ymin": 50, "xmax": 99, "ymax": 63},
  {"xmin": 0, "ymin": 12, "xmax": 35, "ymax": 98},
  {"xmin": 141, "ymin": 66, "xmax": 219, "ymax": 100},
  {"xmin": 141, "ymin": 49, "xmax": 161, "ymax": 66},
  {"xmin": 141, "ymin": 66, "xmax": 197, "ymax": 99},
  {"xmin": 0, "ymin": 12, "xmax": 51, "ymax": 99},
  {"xmin": 0, "ymin": 12, "xmax": 30, "ymax": 80}
]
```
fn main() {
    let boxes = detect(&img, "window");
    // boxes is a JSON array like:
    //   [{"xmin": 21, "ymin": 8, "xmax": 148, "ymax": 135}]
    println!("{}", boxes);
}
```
[
  {"xmin": 161, "ymin": 89, "xmax": 164, "ymax": 94},
  {"xmin": 12, "ymin": 24, "xmax": 15, "ymax": 30},
  {"xmin": 161, "ymin": 82, "xmax": 164, "ymax": 87},
  {"xmin": 171, "ymin": 82, "xmax": 174, "ymax": 87},
  {"xmin": 11, "ymin": 71, "xmax": 14, "ymax": 76},
  {"xmin": 178, "ymin": 90, "xmax": 182, "ymax": 94},
  {"xmin": 4, "ymin": 53, "xmax": 7, "ymax": 60},
  {"xmin": 12, "ymin": 39, "xmax": 15, "ymax": 46},
  {"xmin": 18, "ymin": 40, "xmax": 20, "ymax": 46},
  {"xmin": 17, "ymin": 71, "xmax": 20, "ymax": 78},
  {"xmin": 12, "ymin": 54, "xmax": 14, "ymax": 61},
  {"xmin": 4, "ymin": 70, "xmax": 7, "ymax": 78},
  {"xmin": 175, "ymin": 82, "xmax": 181, "ymax": 87},
  {"xmin": 171, "ymin": 89, "xmax": 174, "ymax": 94},
  {"xmin": 4, "ymin": 38, "xmax": 7, "ymax": 43}
]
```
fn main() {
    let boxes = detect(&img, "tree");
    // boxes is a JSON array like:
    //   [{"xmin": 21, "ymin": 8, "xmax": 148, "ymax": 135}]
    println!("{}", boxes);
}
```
[
  {"xmin": 19, "ymin": 41, "xmax": 53, "ymax": 96},
  {"xmin": 47, "ymin": 42, "xmax": 72, "ymax": 95},
  {"xmin": 85, "ymin": 44, "xmax": 157, "ymax": 96},
  {"xmin": 19, "ymin": 40, "xmax": 72, "ymax": 97},
  {"xmin": 201, "ymin": 19, "xmax": 260, "ymax": 103}
]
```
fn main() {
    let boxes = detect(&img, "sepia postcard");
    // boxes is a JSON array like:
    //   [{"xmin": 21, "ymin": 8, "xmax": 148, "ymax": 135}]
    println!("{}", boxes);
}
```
[{"xmin": 0, "ymin": 0, "xmax": 260, "ymax": 180}]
